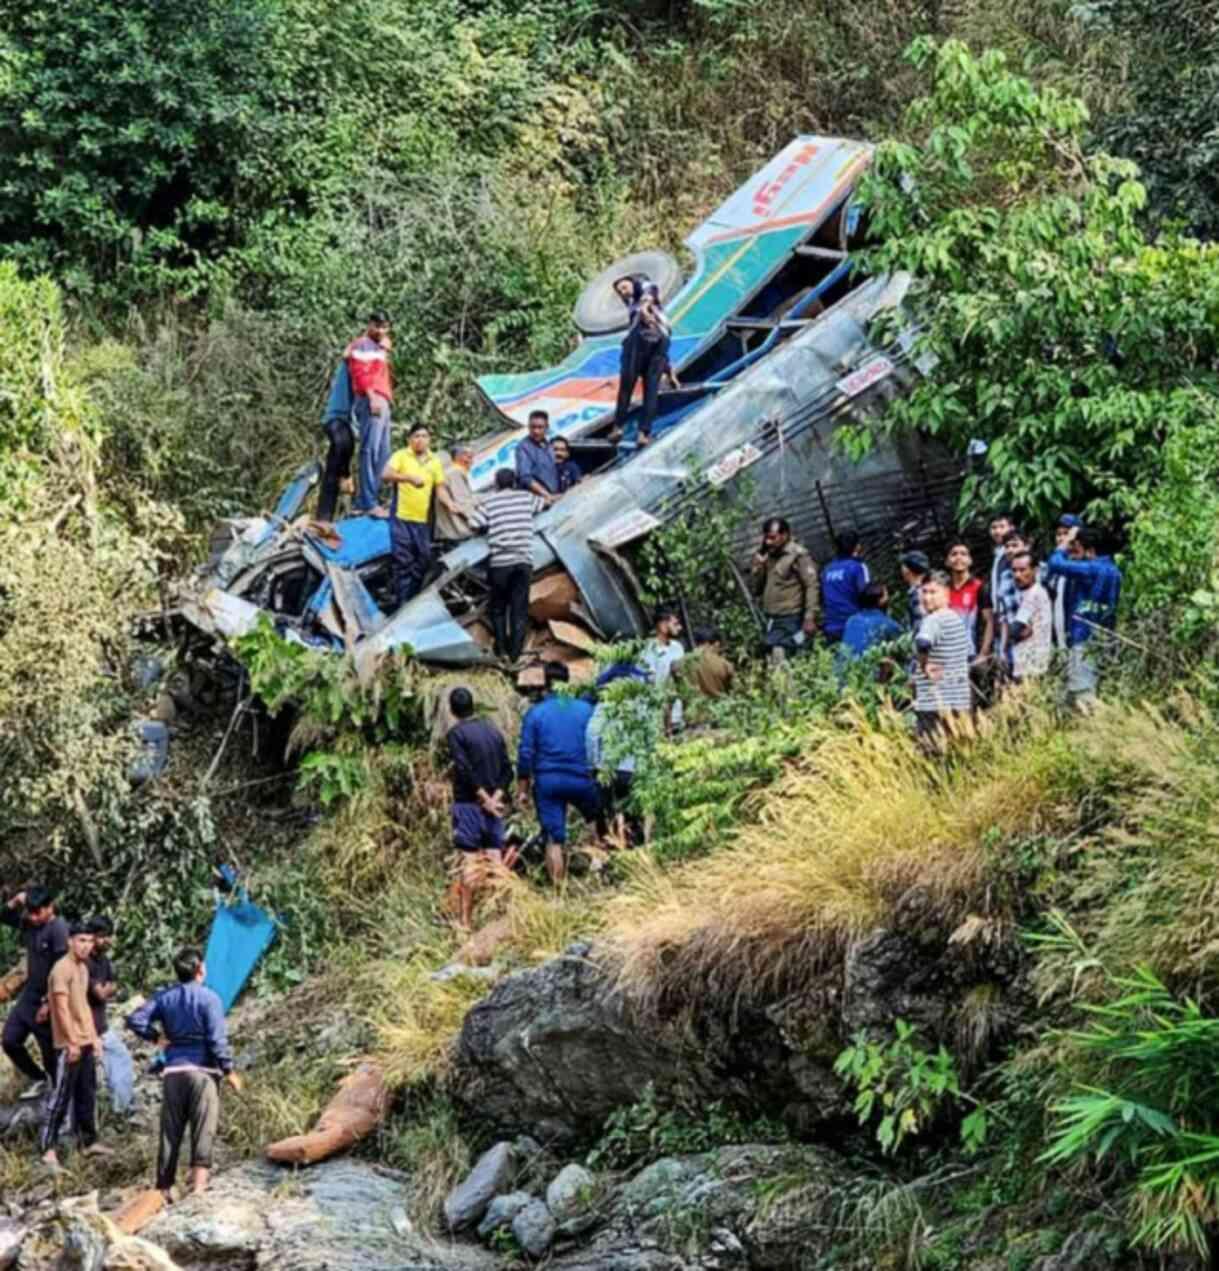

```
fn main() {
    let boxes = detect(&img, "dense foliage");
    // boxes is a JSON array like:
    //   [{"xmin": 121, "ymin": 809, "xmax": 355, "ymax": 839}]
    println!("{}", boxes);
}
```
[
  {"xmin": 847, "ymin": 39, "xmax": 1219, "ymax": 634},
  {"xmin": 4, "ymin": 0, "xmax": 1219, "ymax": 1257}
]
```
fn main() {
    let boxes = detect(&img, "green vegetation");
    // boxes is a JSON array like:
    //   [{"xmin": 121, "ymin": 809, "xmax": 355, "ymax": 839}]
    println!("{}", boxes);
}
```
[
  {"xmin": 3, "ymin": 0, "xmax": 1219, "ymax": 1262},
  {"xmin": 836, "ymin": 1020, "xmax": 985, "ymax": 1156},
  {"xmin": 846, "ymin": 39, "xmax": 1219, "ymax": 625},
  {"xmin": 588, "ymin": 1081, "xmax": 790, "ymax": 1171}
]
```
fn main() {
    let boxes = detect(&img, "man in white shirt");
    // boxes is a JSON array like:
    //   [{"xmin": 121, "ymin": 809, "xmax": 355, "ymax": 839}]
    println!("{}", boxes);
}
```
[
  {"xmin": 1009, "ymin": 551, "xmax": 1053, "ymax": 682},
  {"xmin": 639, "ymin": 606, "xmax": 686, "ymax": 733}
]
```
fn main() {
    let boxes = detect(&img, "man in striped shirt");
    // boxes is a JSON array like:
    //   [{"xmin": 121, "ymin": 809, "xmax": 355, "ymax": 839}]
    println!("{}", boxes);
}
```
[
  {"xmin": 914, "ymin": 570, "xmax": 972, "ymax": 748},
  {"xmin": 474, "ymin": 470, "xmax": 545, "ymax": 661}
]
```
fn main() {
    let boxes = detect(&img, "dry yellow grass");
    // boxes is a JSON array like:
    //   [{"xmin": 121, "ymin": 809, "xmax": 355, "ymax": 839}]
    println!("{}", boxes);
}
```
[{"xmin": 604, "ymin": 700, "xmax": 1080, "ymax": 1013}]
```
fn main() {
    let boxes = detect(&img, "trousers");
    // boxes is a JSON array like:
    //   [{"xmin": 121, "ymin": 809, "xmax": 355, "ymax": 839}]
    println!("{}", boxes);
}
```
[
  {"xmin": 318, "ymin": 415, "xmax": 355, "ymax": 521},
  {"xmin": 390, "ymin": 519, "xmax": 432, "ymax": 610},
  {"xmin": 40, "ymin": 1046, "xmax": 98, "ymax": 1153},
  {"xmin": 2, "ymin": 1001, "xmax": 55, "ymax": 1084},
  {"xmin": 534, "ymin": 771, "xmax": 602, "ymax": 844},
  {"xmin": 158, "ymin": 1070, "xmax": 221, "ymax": 1192},
  {"xmin": 352, "ymin": 395, "xmax": 392, "ymax": 512},
  {"xmin": 488, "ymin": 562, "xmax": 531, "ymax": 659},
  {"xmin": 614, "ymin": 334, "xmax": 669, "ymax": 439}
]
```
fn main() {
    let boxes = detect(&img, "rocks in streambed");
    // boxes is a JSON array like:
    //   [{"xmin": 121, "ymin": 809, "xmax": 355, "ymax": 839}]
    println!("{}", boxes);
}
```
[
  {"xmin": 140, "ymin": 1158, "xmax": 495, "ymax": 1271},
  {"xmin": 475, "ymin": 1191, "xmax": 532, "ymax": 1241},
  {"xmin": 511, "ymin": 1199, "xmax": 556, "ymax": 1258},
  {"xmin": 5, "ymin": 1199, "xmax": 178, "ymax": 1271},
  {"xmin": 444, "ymin": 1140, "xmax": 517, "ymax": 1231},
  {"xmin": 451, "ymin": 1151, "xmax": 596, "ymax": 1259}
]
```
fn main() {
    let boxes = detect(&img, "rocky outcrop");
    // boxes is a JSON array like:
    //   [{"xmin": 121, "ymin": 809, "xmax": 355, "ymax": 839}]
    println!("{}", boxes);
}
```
[
  {"xmin": 4, "ymin": 1199, "xmax": 179, "ymax": 1271},
  {"xmin": 548, "ymin": 1144, "xmax": 852, "ymax": 1270},
  {"xmin": 452, "ymin": 926, "xmax": 1019, "ymax": 1144},
  {"xmin": 139, "ymin": 1159, "xmax": 495, "ymax": 1271}
]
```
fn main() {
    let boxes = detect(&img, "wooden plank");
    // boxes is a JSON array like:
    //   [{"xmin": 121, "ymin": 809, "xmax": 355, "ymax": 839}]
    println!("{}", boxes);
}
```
[{"xmin": 548, "ymin": 619, "xmax": 599, "ymax": 653}]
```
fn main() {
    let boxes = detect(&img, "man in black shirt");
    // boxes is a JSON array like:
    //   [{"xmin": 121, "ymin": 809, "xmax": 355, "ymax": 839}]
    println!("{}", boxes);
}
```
[
  {"xmin": 1, "ymin": 886, "xmax": 69, "ymax": 1100},
  {"xmin": 86, "ymin": 916, "xmax": 135, "ymax": 1116},
  {"xmin": 446, "ymin": 687, "xmax": 513, "ymax": 930}
]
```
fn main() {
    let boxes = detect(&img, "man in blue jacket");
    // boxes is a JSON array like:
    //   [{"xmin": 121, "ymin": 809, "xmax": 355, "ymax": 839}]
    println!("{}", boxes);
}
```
[
  {"xmin": 127, "ymin": 948, "xmax": 242, "ymax": 1201},
  {"xmin": 1044, "ymin": 526, "xmax": 1122, "ymax": 710},
  {"xmin": 821, "ymin": 530, "xmax": 870, "ymax": 644},
  {"xmin": 517, "ymin": 661, "xmax": 599, "ymax": 885}
]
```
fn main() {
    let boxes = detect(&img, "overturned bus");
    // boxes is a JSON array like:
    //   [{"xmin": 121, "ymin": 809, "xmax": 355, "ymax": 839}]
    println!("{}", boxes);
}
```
[{"xmin": 180, "ymin": 136, "xmax": 961, "ymax": 677}]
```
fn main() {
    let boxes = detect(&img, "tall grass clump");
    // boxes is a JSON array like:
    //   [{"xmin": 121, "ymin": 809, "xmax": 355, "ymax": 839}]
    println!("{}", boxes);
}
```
[
  {"xmin": 1031, "ymin": 696, "xmax": 1219, "ymax": 998},
  {"xmin": 606, "ymin": 699, "xmax": 1091, "ymax": 1014}
]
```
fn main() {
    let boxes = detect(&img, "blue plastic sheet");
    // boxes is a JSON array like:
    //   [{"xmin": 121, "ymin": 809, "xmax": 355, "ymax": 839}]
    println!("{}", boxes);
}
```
[{"xmin": 203, "ymin": 892, "xmax": 277, "ymax": 1013}]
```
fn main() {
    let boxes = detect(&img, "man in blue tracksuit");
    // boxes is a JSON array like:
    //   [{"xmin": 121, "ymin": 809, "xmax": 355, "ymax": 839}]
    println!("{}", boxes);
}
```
[
  {"xmin": 1044, "ymin": 526, "xmax": 1122, "ymax": 710},
  {"xmin": 127, "ymin": 948, "xmax": 242, "ymax": 1201},
  {"xmin": 517, "ymin": 661, "xmax": 599, "ymax": 885},
  {"xmin": 820, "ymin": 530, "xmax": 870, "ymax": 644}
]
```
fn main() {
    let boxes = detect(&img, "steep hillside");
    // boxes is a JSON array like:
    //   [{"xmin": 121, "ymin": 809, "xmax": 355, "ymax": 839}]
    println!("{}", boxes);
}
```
[{"xmin": 2, "ymin": 2, "xmax": 1219, "ymax": 1267}]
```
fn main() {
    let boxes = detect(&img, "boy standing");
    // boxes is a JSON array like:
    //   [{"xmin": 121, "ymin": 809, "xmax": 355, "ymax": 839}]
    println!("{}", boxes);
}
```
[{"xmin": 41, "ymin": 923, "xmax": 109, "ymax": 1170}]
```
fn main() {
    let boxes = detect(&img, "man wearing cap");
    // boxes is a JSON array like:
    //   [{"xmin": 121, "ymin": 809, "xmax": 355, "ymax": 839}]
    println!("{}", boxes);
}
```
[
  {"xmin": 347, "ymin": 311, "xmax": 394, "ymax": 513},
  {"xmin": 434, "ymin": 444, "xmax": 479, "ymax": 546},
  {"xmin": 382, "ymin": 424, "xmax": 446, "ymax": 609},
  {"xmin": 1047, "ymin": 515, "xmax": 1082, "ymax": 649},
  {"xmin": 41, "ymin": 922, "xmax": 110, "ymax": 1170},
  {"xmin": 1, "ymin": 886, "xmax": 69, "ymax": 1101},
  {"xmin": 899, "ymin": 551, "xmax": 930, "ymax": 629},
  {"xmin": 750, "ymin": 517, "xmax": 818, "ymax": 660}
]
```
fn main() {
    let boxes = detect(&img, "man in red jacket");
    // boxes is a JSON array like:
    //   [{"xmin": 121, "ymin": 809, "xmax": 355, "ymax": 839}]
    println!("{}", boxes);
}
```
[{"xmin": 347, "ymin": 310, "xmax": 394, "ymax": 513}]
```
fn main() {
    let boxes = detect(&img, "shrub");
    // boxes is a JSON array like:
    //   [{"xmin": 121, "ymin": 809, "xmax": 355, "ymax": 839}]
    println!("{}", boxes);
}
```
[
  {"xmin": 835, "ymin": 1018, "xmax": 986, "ymax": 1155},
  {"xmin": 607, "ymin": 699, "xmax": 1085, "ymax": 1015},
  {"xmin": 587, "ymin": 1081, "xmax": 789, "ymax": 1171},
  {"xmin": 1042, "ymin": 967, "xmax": 1219, "ymax": 1256}
]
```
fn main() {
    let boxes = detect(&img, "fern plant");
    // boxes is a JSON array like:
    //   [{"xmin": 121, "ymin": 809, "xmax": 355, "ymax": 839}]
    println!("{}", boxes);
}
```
[{"xmin": 1041, "ymin": 966, "xmax": 1219, "ymax": 1256}]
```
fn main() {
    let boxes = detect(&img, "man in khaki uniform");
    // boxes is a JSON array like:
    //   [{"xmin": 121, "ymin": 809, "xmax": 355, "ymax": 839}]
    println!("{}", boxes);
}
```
[
  {"xmin": 750, "ymin": 516, "xmax": 818, "ymax": 660},
  {"xmin": 41, "ymin": 923, "xmax": 109, "ymax": 1170},
  {"xmin": 434, "ymin": 444, "xmax": 479, "ymax": 545},
  {"xmin": 683, "ymin": 626, "xmax": 736, "ymax": 699}
]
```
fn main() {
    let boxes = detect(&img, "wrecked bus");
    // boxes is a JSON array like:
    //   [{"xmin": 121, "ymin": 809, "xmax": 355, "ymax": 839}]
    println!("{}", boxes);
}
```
[{"xmin": 179, "ymin": 136, "xmax": 961, "ymax": 676}]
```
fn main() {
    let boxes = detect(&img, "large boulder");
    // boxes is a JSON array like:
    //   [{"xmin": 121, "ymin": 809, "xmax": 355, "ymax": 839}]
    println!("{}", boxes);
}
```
[
  {"xmin": 452, "ymin": 928, "xmax": 1016, "ymax": 1143},
  {"xmin": 139, "ymin": 1159, "xmax": 495, "ymax": 1271},
  {"xmin": 451, "ymin": 942, "xmax": 850, "ymax": 1145}
]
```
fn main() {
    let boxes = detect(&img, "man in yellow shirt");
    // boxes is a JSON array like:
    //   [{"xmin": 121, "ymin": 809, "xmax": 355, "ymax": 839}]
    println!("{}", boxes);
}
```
[{"xmin": 381, "ymin": 424, "xmax": 447, "ymax": 609}]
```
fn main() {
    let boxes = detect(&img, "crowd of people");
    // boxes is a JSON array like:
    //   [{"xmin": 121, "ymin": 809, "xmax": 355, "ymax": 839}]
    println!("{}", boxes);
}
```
[
  {"xmin": 439, "ymin": 505, "xmax": 1124, "ymax": 918},
  {"xmin": 753, "ymin": 510, "xmax": 1123, "ymax": 739},
  {"xmin": 1, "ymin": 890, "xmax": 239, "ymax": 1196},
  {"xmin": 443, "ymin": 610, "xmax": 735, "ymax": 924},
  {"xmin": 316, "ymin": 310, "xmax": 608, "ymax": 654}
]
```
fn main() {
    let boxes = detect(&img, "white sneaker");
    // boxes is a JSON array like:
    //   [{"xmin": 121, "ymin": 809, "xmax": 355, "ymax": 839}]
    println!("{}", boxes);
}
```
[{"xmin": 18, "ymin": 1080, "xmax": 47, "ymax": 1101}]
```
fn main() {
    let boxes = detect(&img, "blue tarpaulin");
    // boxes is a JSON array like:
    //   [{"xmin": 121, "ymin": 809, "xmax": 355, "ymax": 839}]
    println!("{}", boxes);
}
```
[{"xmin": 203, "ymin": 892, "xmax": 277, "ymax": 1013}]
